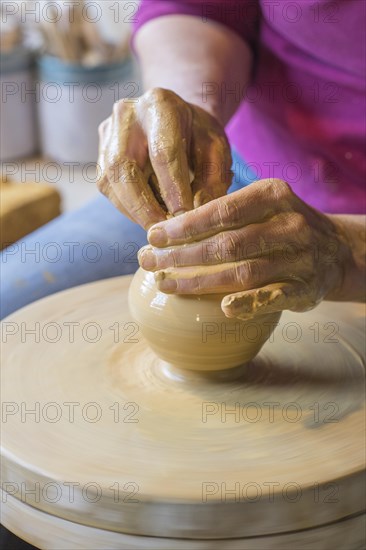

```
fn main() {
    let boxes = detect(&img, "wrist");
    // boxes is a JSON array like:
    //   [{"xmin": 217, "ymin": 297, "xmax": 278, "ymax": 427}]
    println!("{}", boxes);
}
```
[{"xmin": 185, "ymin": 94, "xmax": 226, "ymax": 126}]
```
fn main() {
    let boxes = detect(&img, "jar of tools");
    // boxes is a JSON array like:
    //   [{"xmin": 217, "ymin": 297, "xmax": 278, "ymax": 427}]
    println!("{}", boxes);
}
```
[
  {"xmin": 37, "ymin": 54, "xmax": 139, "ymax": 164},
  {"xmin": 0, "ymin": 47, "xmax": 38, "ymax": 161}
]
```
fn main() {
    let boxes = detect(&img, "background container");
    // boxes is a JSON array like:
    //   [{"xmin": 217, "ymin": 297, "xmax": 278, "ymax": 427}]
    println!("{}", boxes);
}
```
[
  {"xmin": 37, "ymin": 55, "xmax": 139, "ymax": 164},
  {"xmin": 0, "ymin": 47, "xmax": 38, "ymax": 161}
]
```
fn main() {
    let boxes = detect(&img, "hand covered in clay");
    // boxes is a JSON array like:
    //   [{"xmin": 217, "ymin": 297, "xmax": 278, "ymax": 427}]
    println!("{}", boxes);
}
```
[
  {"xmin": 138, "ymin": 179, "xmax": 352, "ymax": 319},
  {"xmin": 97, "ymin": 88, "xmax": 232, "ymax": 230}
]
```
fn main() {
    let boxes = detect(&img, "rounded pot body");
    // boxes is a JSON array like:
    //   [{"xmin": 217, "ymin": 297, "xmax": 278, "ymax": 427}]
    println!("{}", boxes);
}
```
[{"xmin": 128, "ymin": 268, "xmax": 281, "ymax": 371}]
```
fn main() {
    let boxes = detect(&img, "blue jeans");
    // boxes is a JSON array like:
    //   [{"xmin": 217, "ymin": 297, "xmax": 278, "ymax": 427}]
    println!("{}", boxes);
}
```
[{"xmin": 1, "ymin": 150, "xmax": 254, "ymax": 319}]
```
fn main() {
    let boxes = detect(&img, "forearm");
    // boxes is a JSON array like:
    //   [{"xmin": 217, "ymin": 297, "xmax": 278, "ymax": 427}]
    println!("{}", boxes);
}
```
[
  {"xmin": 134, "ymin": 15, "xmax": 252, "ymax": 125},
  {"xmin": 327, "ymin": 214, "xmax": 366, "ymax": 302}
]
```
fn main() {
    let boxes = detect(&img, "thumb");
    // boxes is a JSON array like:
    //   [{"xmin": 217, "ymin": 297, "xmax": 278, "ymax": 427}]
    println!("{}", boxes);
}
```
[{"xmin": 221, "ymin": 280, "xmax": 316, "ymax": 320}]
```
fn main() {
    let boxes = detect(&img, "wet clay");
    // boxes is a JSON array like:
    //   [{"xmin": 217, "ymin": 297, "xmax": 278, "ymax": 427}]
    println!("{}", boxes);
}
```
[
  {"xmin": 1, "ymin": 275, "xmax": 365, "ymax": 549},
  {"xmin": 97, "ymin": 89, "xmax": 232, "ymax": 230},
  {"xmin": 128, "ymin": 268, "xmax": 282, "ymax": 371}
]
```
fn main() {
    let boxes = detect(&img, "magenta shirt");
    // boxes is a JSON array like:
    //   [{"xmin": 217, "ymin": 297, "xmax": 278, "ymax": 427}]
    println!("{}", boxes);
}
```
[{"xmin": 133, "ymin": 0, "xmax": 365, "ymax": 214}]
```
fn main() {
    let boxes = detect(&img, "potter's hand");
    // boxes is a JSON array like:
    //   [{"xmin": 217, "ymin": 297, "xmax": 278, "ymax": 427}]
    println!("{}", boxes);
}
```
[
  {"xmin": 139, "ymin": 179, "xmax": 352, "ymax": 319},
  {"xmin": 97, "ymin": 88, "xmax": 232, "ymax": 230}
]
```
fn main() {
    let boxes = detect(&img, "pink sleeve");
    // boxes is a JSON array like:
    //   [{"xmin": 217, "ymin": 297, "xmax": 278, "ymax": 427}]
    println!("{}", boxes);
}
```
[{"xmin": 132, "ymin": 1, "xmax": 260, "ymax": 49}]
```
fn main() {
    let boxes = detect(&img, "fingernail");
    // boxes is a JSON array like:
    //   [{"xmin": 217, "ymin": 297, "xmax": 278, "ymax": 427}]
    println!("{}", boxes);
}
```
[
  {"xmin": 148, "ymin": 226, "xmax": 168, "ymax": 247},
  {"xmin": 154, "ymin": 272, "xmax": 177, "ymax": 292},
  {"xmin": 222, "ymin": 294, "xmax": 254, "ymax": 318},
  {"xmin": 138, "ymin": 248, "xmax": 156, "ymax": 270},
  {"xmin": 174, "ymin": 209, "xmax": 188, "ymax": 216},
  {"xmin": 194, "ymin": 190, "xmax": 212, "ymax": 207},
  {"xmin": 158, "ymin": 278, "xmax": 177, "ymax": 292},
  {"xmin": 221, "ymin": 295, "xmax": 235, "ymax": 309}
]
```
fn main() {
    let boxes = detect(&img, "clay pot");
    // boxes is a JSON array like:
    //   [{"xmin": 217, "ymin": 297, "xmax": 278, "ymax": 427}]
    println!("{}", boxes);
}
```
[{"xmin": 128, "ymin": 268, "xmax": 282, "ymax": 372}]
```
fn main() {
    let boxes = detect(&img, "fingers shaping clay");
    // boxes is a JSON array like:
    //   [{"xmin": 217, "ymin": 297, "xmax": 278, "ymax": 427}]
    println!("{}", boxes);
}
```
[{"xmin": 128, "ymin": 268, "xmax": 282, "ymax": 371}]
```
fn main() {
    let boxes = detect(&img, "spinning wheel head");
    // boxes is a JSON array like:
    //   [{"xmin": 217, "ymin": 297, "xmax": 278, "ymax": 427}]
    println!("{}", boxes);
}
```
[
  {"xmin": 128, "ymin": 268, "xmax": 281, "ymax": 372},
  {"xmin": 1, "ymin": 275, "xmax": 365, "ymax": 549}
]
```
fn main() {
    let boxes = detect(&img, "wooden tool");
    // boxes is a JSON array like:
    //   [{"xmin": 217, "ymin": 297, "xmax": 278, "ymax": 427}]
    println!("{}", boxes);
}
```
[
  {"xmin": 0, "ymin": 5, "xmax": 21, "ymax": 53},
  {"xmin": 0, "ymin": 274, "xmax": 365, "ymax": 549},
  {"xmin": 35, "ymin": 0, "xmax": 130, "ymax": 66}
]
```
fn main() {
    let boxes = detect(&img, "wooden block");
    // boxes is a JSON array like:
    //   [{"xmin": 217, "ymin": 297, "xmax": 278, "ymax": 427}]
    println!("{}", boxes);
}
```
[{"xmin": 0, "ymin": 179, "xmax": 61, "ymax": 250}]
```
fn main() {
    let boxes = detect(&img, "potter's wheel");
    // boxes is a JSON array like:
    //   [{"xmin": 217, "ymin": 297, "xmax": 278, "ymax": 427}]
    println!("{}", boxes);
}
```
[{"xmin": 1, "ymin": 276, "xmax": 365, "ymax": 549}]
